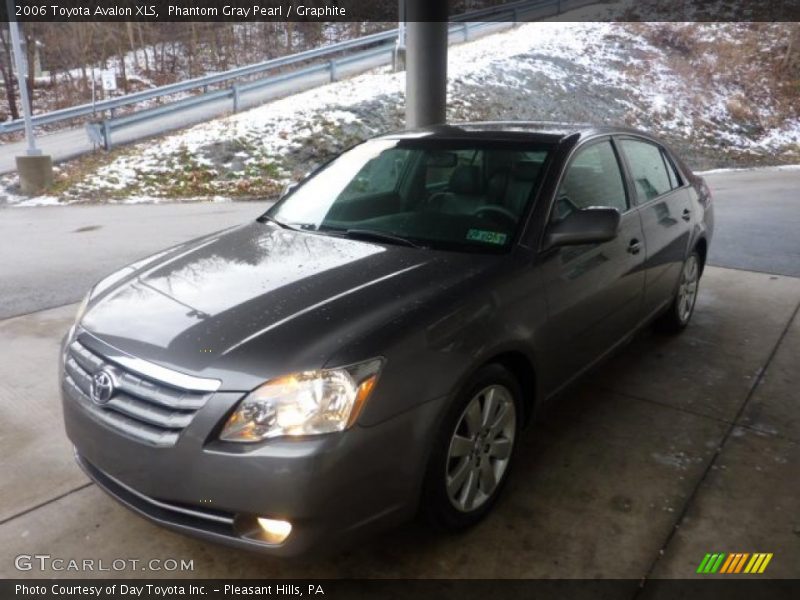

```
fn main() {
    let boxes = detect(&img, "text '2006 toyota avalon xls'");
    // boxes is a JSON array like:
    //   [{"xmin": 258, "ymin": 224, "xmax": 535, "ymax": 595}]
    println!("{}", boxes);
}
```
[{"xmin": 61, "ymin": 123, "xmax": 713, "ymax": 556}]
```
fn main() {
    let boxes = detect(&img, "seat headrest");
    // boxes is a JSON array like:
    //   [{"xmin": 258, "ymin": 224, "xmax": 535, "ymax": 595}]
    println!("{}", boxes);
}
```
[
  {"xmin": 512, "ymin": 160, "xmax": 542, "ymax": 182},
  {"xmin": 487, "ymin": 169, "xmax": 510, "ymax": 204},
  {"xmin": 449, "ymin": 165, "xmax": 482, "ymax": 195}
]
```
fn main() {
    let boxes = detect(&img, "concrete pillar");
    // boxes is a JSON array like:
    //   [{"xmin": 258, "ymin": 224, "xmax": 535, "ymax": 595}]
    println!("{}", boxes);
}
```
[
  {"xmin": 405, "ymin": 0, "xmax": 448, "ymax": 129},
  {"xmin": 16, "ymin": 155, "xmax": 54, "ymax": 195}
]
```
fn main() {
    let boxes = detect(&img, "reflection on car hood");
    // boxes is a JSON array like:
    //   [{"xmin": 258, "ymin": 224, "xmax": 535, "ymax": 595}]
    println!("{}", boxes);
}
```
[{"xmin": 80, "ymin": 222, "xmax": 489, "ymax": 390}]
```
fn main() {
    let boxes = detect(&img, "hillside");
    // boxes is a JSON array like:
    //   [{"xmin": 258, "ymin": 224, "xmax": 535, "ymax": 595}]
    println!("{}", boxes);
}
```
[{"xmin": 2, "ymin": 21, "xmax": 799, "ymax": 206}]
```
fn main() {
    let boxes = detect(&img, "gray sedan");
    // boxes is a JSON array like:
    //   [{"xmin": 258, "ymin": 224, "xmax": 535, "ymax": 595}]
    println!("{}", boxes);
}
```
[{"xmin": 61, "ymin": 123, "xmax": 713, "ymax": 555}]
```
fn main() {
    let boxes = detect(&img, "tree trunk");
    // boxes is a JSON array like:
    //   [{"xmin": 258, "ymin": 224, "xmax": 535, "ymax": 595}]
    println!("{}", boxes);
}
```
[
  {"xmin": 138, "ymin": 23, "xmax": 150, "ymax": 72},
  {"xmin": 188, "ymin": 23, "xmax": 196, "ymax": 77},
  {"xmin": 0, "ymin": 26, "xmax": 20, "ymax": 119},
  {"xmin": 126, "ymin": 22, "xmax": 138, "ymax": 70},
  {"xmin": 119, "ymin": 51, "xmax": 128, "ymax": 93},
  {"xmin": 780, "ymin": 28, "xmax": 800, "ymax": 73},
  {"xmin": 23, "ymin": 24, "xmax": 36, "ymax": 112}
]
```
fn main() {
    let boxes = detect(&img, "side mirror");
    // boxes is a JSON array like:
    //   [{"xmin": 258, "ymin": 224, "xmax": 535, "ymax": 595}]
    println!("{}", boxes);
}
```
[{"xmin": 544, "ymin": 207, "xmax": 621, "ymax": 249}]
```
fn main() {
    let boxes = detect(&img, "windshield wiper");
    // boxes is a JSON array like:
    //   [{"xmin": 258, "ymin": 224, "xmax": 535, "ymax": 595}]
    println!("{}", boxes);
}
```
[
  {"xmin": 259, "ymin": 218, "xmax": 422, "ymax": 248},
  {"xmin": 343, "ymin": 228, "xmax": 424, "ymax": 249},
  {"xmin": 257, "ymin": 213, "xmax": 287, "ymax": 227},
  {"xmin": 256, "ymin": 214, "xmax": 301, "ymax": 231}
]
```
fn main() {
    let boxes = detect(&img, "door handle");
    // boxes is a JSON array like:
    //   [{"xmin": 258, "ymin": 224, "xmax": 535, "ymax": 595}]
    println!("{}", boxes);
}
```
[
  {"xmin": 627, "ymin": 239, "xmax": 642, "ymax": 255},
  {"xmin": 682, "ymin": 208, "xmax": 692, "ymax": 222}
]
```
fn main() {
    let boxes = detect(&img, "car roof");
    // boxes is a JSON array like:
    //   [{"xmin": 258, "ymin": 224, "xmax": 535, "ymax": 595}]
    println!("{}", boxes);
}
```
[{"xmin": 378, "ymin": 121, "xmax": 654, "ymax": 144}]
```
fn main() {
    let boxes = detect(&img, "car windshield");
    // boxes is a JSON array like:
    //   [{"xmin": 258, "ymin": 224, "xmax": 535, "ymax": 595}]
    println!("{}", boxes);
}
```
[{"xmin": 265, "ymin": 138, "xmax": 552, "ymax": 253}]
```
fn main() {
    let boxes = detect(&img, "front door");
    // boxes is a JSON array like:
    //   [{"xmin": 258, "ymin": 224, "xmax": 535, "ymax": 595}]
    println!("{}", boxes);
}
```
[{"xmin": 538, "ymin": 138, "xmax": 647, "ymax": 394}]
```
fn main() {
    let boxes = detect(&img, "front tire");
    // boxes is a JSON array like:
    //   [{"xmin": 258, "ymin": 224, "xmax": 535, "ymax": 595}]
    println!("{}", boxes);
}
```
[
  {"xmin": 421, "ymin": 364, "xmax": 522, "ymax": 531},
  {"xmin": 656, "ymin": 250, "xmax": 701, "ymax": 333}
]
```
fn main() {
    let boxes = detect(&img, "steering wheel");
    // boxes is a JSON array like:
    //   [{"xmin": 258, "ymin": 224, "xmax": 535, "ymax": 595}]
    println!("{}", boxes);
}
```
[
  {"xmin": 473, "ymin": 205, "xmax": 518, "ymax": 228},
  {"xmin": 423, "ymin": 191, "xmax": 452, "ymax": 212}
]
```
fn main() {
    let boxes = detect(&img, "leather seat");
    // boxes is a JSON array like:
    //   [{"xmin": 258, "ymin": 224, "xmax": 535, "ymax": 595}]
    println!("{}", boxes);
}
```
[
  {"xmin": 504, "ymin": 160, "xmax": 543, "ymax": 215},
  {"xmin": 440, "ymin": 165, "xmax": 485, "ymax": 215},
  {"xmin": 487, "ymin": 169, "xmax": 510, "ymax": 206}
]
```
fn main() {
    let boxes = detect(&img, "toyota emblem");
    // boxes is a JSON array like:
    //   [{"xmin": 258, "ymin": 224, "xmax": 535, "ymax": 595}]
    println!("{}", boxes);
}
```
[{"xmin": 90, "ymin": 369, "xmax": 116, "ymax": 405}]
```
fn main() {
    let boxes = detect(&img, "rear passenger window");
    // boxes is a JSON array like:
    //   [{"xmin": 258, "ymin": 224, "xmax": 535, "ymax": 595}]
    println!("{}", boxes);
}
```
[
  {"xmin": 554, "ymin": 140, "xmax": 628, "ymax": 220},
  {"xmin": 619, "ymin": 139, "xmax": 672, "ymax": 201}
]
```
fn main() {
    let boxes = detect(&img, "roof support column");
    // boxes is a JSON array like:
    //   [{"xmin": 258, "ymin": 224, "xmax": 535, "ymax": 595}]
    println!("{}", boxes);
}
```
[{"xmin": 405, "ymin": 0, "xmax": 448, "ymax": 128}]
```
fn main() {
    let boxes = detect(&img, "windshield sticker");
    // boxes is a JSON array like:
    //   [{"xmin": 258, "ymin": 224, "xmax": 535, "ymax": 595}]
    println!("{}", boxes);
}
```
[{"xmin": 466, "ymin": 229, "xmax": 508, "ymax": 245}]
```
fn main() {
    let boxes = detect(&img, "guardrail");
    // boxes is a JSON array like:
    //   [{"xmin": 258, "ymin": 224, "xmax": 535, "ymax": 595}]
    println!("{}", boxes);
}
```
[
  {"xmin": 4, "ymin": 0, "xmax": 598, "ymax": 150},
  {"xmin": 1, "ymin": 27, "xmax": 398, "ymax": 136}
]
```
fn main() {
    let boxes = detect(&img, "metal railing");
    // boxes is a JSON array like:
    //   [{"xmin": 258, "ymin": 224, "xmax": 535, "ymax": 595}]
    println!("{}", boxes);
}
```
[
  {"xmin": 1, "ymin": 27, "xmax": 399, "ymax": 135},
  {"xmin": 2, "ymin": 0, "xmax": 597, "ymax": 150}
]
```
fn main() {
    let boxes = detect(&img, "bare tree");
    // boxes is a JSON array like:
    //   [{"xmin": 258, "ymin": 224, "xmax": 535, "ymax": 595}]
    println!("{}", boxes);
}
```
[
  {"xmin": 780, "ymin": 25, "xmax": 800, "ymax": 74},
  {"xmin": 0, "ymin": 21, "xmax": 396, "ymax": 123},
  {"xmin": 0, "ymin": 24, "xmax": 19, "ymax": 119},
  {"xmin": 22, "ymin": 23, "xmax": 37, "ymax": 111}
]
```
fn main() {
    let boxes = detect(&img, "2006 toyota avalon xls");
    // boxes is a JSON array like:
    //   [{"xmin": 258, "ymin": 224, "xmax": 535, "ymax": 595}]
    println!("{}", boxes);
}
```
[{"xmin": 61, "ymin": 123, "xmax": 713, "ymax": 556}]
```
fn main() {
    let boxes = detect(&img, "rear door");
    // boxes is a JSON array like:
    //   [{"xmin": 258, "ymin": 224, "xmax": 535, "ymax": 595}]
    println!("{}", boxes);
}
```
[
  {"xmin": 538, "ymin": 138, "xmax": 647, "ymax": 393},
  {"xmin": 616, "ymin": 138, "xmax": 693, "ymax": 318}
]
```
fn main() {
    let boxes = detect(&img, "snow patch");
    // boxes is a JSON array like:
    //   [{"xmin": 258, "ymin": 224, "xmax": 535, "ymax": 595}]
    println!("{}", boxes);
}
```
[{"xmin": 3, "ymin": 21, "xmax": 799, "ymax": 206}]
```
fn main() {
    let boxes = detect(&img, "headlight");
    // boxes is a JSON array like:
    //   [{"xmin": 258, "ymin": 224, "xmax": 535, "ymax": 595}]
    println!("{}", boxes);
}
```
[
  {"xmin": 62, "ymin": 290, "xmax": 93, "ymax": 370},
  {"xmin": 65, "ymin": 289, "xmax": 92, "ymax": 345},
  {"xmin": 220, "ymin": 359, "xmax": 383, "ymax": 442},
  {"xmin": 74, "ymin": 290, "xmax": 92, "ymax": 325}
]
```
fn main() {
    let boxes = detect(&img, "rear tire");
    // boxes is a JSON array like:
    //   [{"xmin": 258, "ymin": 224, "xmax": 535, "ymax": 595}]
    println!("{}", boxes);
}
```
[
  {"xmin": 421, "ymin": 364, "xmax": 522, "ymax": 531},
  {"xmin": 656, "ymin": 250, "xmax": 701, "ymax": 334}
]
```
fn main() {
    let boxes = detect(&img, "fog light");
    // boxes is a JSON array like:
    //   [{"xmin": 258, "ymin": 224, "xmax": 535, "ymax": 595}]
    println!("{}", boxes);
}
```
[{"xmin": 257, "ymin": 517, "xmax": 292, "ymax": 544}]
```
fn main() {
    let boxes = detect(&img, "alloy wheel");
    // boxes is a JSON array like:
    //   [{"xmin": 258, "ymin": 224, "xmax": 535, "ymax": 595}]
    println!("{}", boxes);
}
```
[
  {"xmin": 445, "ymin": 384, "xmax": 516, "ymax": 513},
  {"xmin": 677, "ymin": 254, "xmax": 699, "ymax": 323}
]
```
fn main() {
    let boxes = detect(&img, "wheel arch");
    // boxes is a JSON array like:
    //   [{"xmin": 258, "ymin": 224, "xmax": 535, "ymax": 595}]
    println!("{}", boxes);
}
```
[
  {"xmin": 455, "ymin": 346, "xmax": 540, "ymax": 426},
  {"xmin": 694, "ymin": 236, "xmax": 708, "ymax": 275}
]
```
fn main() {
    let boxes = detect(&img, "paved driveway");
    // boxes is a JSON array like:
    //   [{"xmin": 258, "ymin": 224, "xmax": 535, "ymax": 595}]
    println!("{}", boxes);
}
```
[
  {"xmin": 705, "ymin": 168, "xmax": 800, "ymax": 278},
  {"xmin": 2, "ymin": 169, "xmax": 799, "ymax": 319},
  {"xmin": 0, "ymin": 202, "xmax": 265, "ymax": 319}
]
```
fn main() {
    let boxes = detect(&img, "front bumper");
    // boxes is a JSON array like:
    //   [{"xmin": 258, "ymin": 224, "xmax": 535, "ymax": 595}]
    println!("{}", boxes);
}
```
[{"xmin": 63, "ymin": 362, "xmax": 447, "ymax": 557}]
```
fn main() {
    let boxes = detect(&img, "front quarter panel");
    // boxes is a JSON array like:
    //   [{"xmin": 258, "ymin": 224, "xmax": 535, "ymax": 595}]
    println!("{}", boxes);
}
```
[{"xmin": 327, "ymin": 248, "xmax": 547, "ymax": 428}]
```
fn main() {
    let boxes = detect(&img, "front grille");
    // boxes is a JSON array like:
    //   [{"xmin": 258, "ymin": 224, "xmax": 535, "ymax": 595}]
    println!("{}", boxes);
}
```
[{"xmin": 64, "ymin": 339, "xmax": 214, "ymax": 447}]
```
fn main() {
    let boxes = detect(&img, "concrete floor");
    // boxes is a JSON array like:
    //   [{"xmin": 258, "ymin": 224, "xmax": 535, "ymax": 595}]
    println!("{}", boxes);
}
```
[
  {"xmin": 0, "ymin": 265, "xmax": 798, "ymax": 579},
  {"xmin": 0, "ymin": 202, "xmax": 265, "ymax": 319}
]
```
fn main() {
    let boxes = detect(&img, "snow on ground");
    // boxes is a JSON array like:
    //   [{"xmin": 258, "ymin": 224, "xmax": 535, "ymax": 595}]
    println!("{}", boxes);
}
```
[
  {"xmin": 2, "ymin": 21, "xmax": 798, "ymax": 207},
  {"xmin": 71, "ymin": 23, "xmax": 625, "ymax": 194},
  {"xmin": 9, "ymin": 195, "xmax": 62, "ymax": 208}
]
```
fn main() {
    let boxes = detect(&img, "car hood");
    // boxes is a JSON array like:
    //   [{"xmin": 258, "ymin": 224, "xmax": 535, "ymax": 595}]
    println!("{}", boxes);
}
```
[{"xmin": 80, "ymin": 221, "xmax": 495, "ymax": 390}]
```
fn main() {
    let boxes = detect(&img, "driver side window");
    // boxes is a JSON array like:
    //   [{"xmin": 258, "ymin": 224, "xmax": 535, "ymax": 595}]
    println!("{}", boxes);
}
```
[{"xmin": 554, "ymin": 141, "xmax": 628, "ymax": 221}]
